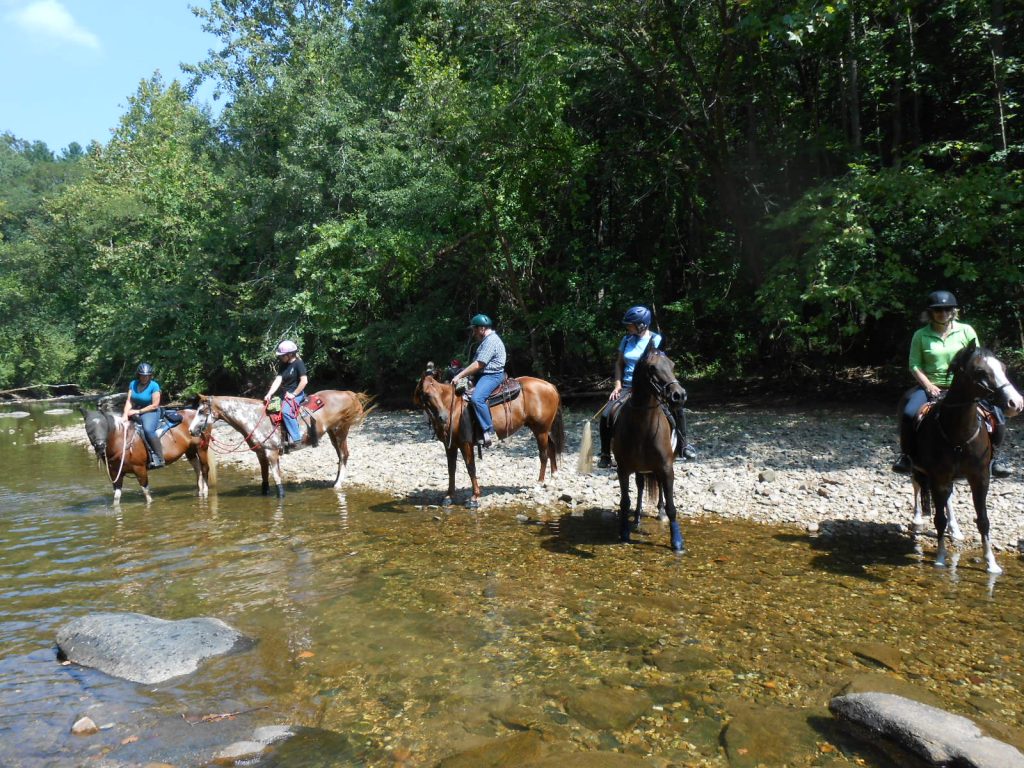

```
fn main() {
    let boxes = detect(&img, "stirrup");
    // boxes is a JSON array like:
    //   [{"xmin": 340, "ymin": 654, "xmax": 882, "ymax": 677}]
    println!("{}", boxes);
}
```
[
  {"xmin": 597, "ymin": 455, "xmax": 612, "ymax": 469},
  {"xmin": 891, "ymin": 454, "xmax": 912, "ymax": 474},
  {"xmin": 991, "ymin": 460, "xmax": 1012, "ymax": 478}
]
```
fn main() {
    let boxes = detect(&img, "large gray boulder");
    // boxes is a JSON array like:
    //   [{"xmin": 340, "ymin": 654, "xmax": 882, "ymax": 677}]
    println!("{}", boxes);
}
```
[
  {"xmin": 57, "ymin": 612, "xmax": 253, "ymax": 684},
  {"xmin": 830, "ymin": 692, "xmax": 1024, "ymax": 768}
]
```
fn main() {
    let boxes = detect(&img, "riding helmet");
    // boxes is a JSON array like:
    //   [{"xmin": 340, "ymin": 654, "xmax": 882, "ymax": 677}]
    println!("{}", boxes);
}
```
[
  {"xmin": 275, "ymin": 340, "xmax": 299, "ymax": 356},
  {"xmin": 927, "ymin": 290, "xmax": 958, "ymax": 309},
  {"xmin": 136, "ymin": 362, "xmax": 155, "ymax": 376},
  {"xmin": 469, "ymin": 314, "xmax": 493, "ymax": 328},
  {"xmin": 622, "ymin": 305, "xmax": 652, "ymax": 328}
]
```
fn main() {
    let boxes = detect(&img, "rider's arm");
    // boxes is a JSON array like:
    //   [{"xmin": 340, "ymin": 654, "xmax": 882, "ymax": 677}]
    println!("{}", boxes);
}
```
[
  {"xmin": 610, "ymin": 350, "xmax": 625, "ymax": 400},
  {"xmin": 452, "ymin": 361, "xmax": 483, "ymax": 382},
  {"xmin": 264, "ymin": 375, "xmax": 283, "ymax": 402},
  {"xmin": 123, "ymin": 388, "xmax": 133, "ymax": 418}
]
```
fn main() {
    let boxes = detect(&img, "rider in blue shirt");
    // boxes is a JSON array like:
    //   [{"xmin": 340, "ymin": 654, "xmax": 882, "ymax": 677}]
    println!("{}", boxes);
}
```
[
  {"xmin": 123, "ymin": 362, "xmax": 164, "ymax": 468},
  {"xmin": 598, "ymin": 306, "xmax": 696, "ymax": 468},
  {"xmin": 450, "ymin": 314, "xmax": 506, "ymax": 448}
]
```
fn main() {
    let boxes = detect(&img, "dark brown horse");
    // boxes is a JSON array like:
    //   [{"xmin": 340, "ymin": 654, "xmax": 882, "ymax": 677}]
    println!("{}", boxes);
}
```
[
  {"xmin": 611, "ymin": 346, "xmax": 687, "ymax": 552},
  {"xmin": 910, "ymin": 342, "xmax": 1022, "ymax": 573},
  {"xmin": 414, "ymin": 363, "xmax": 564, "ymax": 508},
  {"xmin": 82, "ymin": 408, "xmax": 214, "ymax": 503},
  {"xmin": 190, "ymin": 391, "xmax": 371, "ymax": 497}
]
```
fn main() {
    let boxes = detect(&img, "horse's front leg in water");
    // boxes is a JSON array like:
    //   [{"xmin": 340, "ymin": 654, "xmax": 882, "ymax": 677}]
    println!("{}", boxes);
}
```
[
  {"xmin": 270, "ymin": 452, "xmax": 285, "ymax": 498},
  {"xmin": 933, "ymin": 484, "xmax": 952, "ymax": 568},
  {"xmin": 970, "ymin": 477, "xmax": 1001, "ymax": 575},
  {"xmin": 442, "ymin": 447, "xmax": 458, "ymax": 506},
  {"xmin": 257, "ymin": 452, "xmax": 270, "ymax": 496},
  {"xmin": 617, "ymin": 468, "xmax": 632, "ymax": 543},
  {"xmin": 460, "ymin": 443, "xmax": 480, "ymax": 509},
  {"xmin": 632, "ymin": 474, "xmax": 644, "ymax": 533},
  {"xmin": 659, "ymin": 468, "xmax": 683, "ymax": 553}
]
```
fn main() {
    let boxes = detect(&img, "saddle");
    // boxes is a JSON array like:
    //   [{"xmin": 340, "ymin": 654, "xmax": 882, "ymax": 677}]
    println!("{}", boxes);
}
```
[
  {"xmin": 132, "ymin": 409, "xmax": 181, "ymax": 439},
  {"xmin": 457, "ymin": 375, "xmax": 522, "ymax": 446},
  {"xmin": 485, "ymin": 376, "xmax": 521, "ymax": 408},
  {"xmin": 915, "ymin": 400, "xmax": 998, "ymax": 433}
]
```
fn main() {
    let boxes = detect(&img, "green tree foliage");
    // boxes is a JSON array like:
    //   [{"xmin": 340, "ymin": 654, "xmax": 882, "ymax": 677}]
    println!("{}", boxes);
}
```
[{"xmin": 4, "ymin": 0, "xmax": 1022, "ymax": 394}]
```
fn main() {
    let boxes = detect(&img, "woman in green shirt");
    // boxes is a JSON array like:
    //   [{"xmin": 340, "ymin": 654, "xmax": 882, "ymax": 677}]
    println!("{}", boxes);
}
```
[{"xmin": 893, "ymin": 290, "xmax": 1009, "ymax": 476}]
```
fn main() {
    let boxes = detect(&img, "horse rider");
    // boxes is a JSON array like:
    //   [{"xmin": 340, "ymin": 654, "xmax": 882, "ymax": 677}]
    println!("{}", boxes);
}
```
[
  {"xmin": 450, "ymin": 314, "xmax": 506, "ymax": 448},
  {"xmin": 263, "ymin": 340, "xmax": 308, "ymax": 450},
  {"xmin": 597, "ymin": 305, "xmax": 696, "ymax": 468},
  {"xmin": 893, "ymin": 290, "xmax": 1010, "ymax": 477},
  {"xmin": 123, "ymin": 362, "xmax": 164, "ymax": 468}
]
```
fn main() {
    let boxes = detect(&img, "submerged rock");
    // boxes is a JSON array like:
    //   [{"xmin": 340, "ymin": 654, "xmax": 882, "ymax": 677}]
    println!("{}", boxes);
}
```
[
  {"xmin": 830, "ymin": 692, "xmax": 1024, "ymax": 768},
  {"xmin": 722, "ymin": 703, "xmax": 825, "ymax": 768},
  {"xmin": 56, "ymin": 612, "xmax": 254, "ymax": 684}
]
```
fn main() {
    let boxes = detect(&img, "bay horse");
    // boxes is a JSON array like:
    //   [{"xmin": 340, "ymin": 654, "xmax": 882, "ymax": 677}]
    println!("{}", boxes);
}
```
[
  {"xmin": 611, "ymin": 346, "xmax": 687, "ymax": 552},
  {"xmin": 413, "ymin": 363, "xmax": 564, "ymax": 508},
  {"xmin": 81, "ymin": 408, "xmax": 214, "ymax": 504},
  {"xmin": 910, "ymin": 342, "xmax": 1022, "ymax": 573},
  {"xmin": 189, "ymin": 391, "xmax": 370, "ymax": 497}
]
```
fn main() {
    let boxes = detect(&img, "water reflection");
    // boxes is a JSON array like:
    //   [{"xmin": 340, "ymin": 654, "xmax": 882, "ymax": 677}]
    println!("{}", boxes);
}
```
[{"xmin": 1, "ymin": 404, "xmax": 1024, "ymax": 767}]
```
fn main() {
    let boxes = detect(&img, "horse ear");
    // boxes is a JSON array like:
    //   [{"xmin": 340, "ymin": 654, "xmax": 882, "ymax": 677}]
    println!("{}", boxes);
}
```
[{"xmin": 966, "ymin": 338, "xmax": 977, "ymax": 352}]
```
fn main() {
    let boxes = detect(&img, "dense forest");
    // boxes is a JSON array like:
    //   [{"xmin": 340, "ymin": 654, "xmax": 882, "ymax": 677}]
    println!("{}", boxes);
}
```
[{"xmin": 1, "ymin": 0, "xmax": 1021, "ymax": 399}]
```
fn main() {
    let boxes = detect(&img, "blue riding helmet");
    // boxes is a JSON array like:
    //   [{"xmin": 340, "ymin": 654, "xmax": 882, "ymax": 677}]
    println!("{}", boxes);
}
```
[
  {"xmin": 136, "ymin": 362, "xmax": 155, "ymax": 376},
  {"xmin": 622, "ymin": 306, "xmax": 652, "ymax": 328}
]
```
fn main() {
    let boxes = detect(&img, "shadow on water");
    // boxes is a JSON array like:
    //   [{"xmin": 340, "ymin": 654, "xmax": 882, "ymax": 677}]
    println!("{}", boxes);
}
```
[{"xmin": 777, "ymin": 521, "xmax": 921, "ymax": 581}]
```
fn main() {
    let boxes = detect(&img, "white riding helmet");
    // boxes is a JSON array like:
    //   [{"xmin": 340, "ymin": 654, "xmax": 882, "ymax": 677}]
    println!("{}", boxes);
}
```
[{"xmin": 275, "ymin": 340, "xmax": 298, "ymax": 356}]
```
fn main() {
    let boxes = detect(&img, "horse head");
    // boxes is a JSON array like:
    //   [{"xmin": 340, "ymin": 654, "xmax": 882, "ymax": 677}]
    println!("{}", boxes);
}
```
[
  {"xmin": 81, "ymin": 408, "xmax": 114, "ymax": 460},
  {"xmin": 950, "ymin": 342, "xmax": 1023, "ymax": 414},
  {"xmin": 414, "ymin": 364, "xmax": 453, "ymax": 434},
  {"xmin": 189, "ymin": 396, "xmax": 218, "ymax": 437},
  {"xmin": 635, "ymin": 347, "xmax": 687, "ymax": 405}
]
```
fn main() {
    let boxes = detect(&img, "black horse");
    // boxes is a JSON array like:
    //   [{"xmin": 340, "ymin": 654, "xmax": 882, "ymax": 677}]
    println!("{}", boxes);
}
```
[
  {"xmin": 910, "ymin": 342, "xmax": 1022, "ymax": 573},
  {"xmin": 611, "ymin": 346, "xmax": 688, "ymax": 552}
]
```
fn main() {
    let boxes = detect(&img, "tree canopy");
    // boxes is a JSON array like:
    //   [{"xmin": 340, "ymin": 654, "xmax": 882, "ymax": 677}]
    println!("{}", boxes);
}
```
[{"xmin": 2, "ymin": 0, "xmax": 1021, "ymax": 396}]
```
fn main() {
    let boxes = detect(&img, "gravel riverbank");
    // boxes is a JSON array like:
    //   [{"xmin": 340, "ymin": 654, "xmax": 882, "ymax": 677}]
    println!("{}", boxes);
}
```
[{"xmin": 43, "ymin": 404, "xmax": 1024, "ymax": 554}]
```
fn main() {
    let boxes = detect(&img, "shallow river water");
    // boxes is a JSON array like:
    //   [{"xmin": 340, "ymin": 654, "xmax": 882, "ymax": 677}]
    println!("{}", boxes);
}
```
[{"xmin": 2, "ymin": 404, "xmax": 1024, "ymax": 768}]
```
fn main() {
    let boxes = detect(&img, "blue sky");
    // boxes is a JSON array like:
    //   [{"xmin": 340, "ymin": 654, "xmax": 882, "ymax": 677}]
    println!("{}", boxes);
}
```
[{"xmin": 0, "ymin": 0, "xmax": 221, "ymax": 152}]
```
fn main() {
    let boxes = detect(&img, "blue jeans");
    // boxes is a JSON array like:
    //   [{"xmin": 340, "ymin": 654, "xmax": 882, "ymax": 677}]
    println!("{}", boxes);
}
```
[
  {"xmin": 470, "ymin": 372, "xmax": 504, "ymax": 433},
  {"xmin": 282, "ymin": 393, "xmax": 307, "ymax": 442},
  {"xmin": 903, "ymin": 387, "xmax": 931, "ymax": 420}
]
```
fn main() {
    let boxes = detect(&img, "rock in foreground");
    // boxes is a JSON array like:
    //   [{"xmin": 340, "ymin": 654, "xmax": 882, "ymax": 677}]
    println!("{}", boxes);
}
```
[
  {"xmin": 57, "ymin": 612, "xmax": 253, "ymax": 684},
  {"xmin": 830, "ymin": 692, "xmax": 1024, "ymax": 768}
]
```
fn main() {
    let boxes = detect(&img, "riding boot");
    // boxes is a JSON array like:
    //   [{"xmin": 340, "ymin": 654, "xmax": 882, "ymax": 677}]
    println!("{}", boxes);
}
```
[
  {"xmin": 892, "ymin": 415, "xmax": 914, "ymax": 474},
  {"xmin": 990, "ymin": 422, "xmax": 1011, "ymax": 478},
  {"xmin": 144, "ymin": 431, "xmax": 165, "ymax": 468},
  {"xmin": 671, "ymin": 405, "xmax": 696, "ymax": 461},
  {"xmin": 598, "ymin": 416, "xmax": 612, "ymax": 468}
]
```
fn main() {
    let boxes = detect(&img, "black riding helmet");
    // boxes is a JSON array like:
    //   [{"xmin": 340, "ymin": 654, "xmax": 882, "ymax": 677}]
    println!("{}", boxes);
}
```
[
  {"xmin": 927, "ymin": 290, "xmax": 958, "ymax": 309},
  {"xmin": 136, "ymin": 362, "xmax": 155, "ymax": 376}
]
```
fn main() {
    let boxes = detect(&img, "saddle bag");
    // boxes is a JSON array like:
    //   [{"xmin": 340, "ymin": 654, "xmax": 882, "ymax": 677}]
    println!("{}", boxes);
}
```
[{"xmin": 163, "ymin": 408, "xmax": 183, "ymax": 426}]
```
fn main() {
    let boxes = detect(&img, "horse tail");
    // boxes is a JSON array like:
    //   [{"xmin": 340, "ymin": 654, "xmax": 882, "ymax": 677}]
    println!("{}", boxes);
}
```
[
  {"xmin": 207, "ymin": 447, "xmax": 217, "ymax": 486},
  {"xmin": 549, "ymin": 407, "xmax": 565, "ymax": 458},
  {"xmin": 352, "ymin": 392, "xmax": 376, "ymax": 425},
  {"xmin": 576, "ymin": 418, "xmax": 594, "ymax": 474},
  {"xmin": 645, "ymin": 475, "xmax": 659, "ymax": 507}
]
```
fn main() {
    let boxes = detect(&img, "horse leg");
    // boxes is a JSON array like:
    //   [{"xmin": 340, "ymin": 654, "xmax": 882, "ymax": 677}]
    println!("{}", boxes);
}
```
[
  {"xmin": 442, "ymin": 447, "xmax": 458, "ymax": 506},
  {"xmin": 632, "ymin": 474, "xmax": 643, "ymax": 533},
  {"xmin": 945, "ymin": 486, "xmax": 964, "ymax": 542},
  {"xmin": 328, "ymin": 427, "xmax": 349, "ymax": 489},
  {"xmin": 269, "ymin": 452, "xmax": 285, "ymax": 498},
  {"xmin": 617, "ymin": 468, "xmax": 632, "ymax": 543},
  {"xmin": 135, "ymin": 465, "xmax": 152, "ymax": 505},
  {"xmin": 186, "ymin": 453, "xmax": 205, "ymax": 498},
  {"xmin": 658, "ymin": 466, "xmax": 683, "ymax": 553},
  {"xmin": 111, "ymin": 464, "xmax": 124, "ymax": 504},
  {"xmin": 932, "ymin": 482, "xmax": 952, "ymax": 568},
  {"xmin": 969, "ymin": 477, "xmax": 1001, "ymax": 575},
  {"xmin": 257, "ymin": 452, "xmax": 270, "ymax": 495},
  {"xmin": 461, "ymin": 443, "xmax": 481, "ymax": 508},
  {"xmin": 657, "ymin": 483, "xmax": 667, "ymax": 522},
  {"xmin": 534, "ymin": 431, "xmax": 550, "ymax": 484},
  {"xmin": 911, "ymin": 476, "xmax": 926, "ymax": 531}
]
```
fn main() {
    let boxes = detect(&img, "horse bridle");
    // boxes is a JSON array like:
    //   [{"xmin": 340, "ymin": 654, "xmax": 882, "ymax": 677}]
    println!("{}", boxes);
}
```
[{"xmin": 636, "ymin": 350, "xmax": 682, "ymax": 407}]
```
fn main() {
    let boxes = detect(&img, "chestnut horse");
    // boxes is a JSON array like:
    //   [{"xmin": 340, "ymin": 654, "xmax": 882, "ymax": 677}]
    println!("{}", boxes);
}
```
[
  {"xmin": 611, "ymin": 346, "xmax": 687, "ymax": 552},
  {"xmin": 414, "ymin": 363, "xmax": 564, "ymax": 508},
  {"xmin": 910, "ymin": 342, "xmax": 1022, "ymax": 573},
  {"xmin": 81, "ymin": 408, "xmax": 214, "ymax": 503},
  {"xmin": 190, "ymin": 391, "xmax": 370, "ymax": 497}
]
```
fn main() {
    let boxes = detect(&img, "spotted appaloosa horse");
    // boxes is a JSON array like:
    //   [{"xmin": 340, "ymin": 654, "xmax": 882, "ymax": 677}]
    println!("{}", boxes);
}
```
[
  {"xmin": 414, "ymin": 363, "xmax": 564, "ymax": 508},
  {"xmin": 81, "ymin": 407, "xmax": 213, "ymax": 503},
  {"xmin": 909, "ymin": 342, "xmax": 1022, "ymax": 573},
  {"xmin": 610, "ymin": 346, "xmax": 687, "ymax": 552},
  {"xmin": 190, "ymin": 391, "xmax": 370, "ymax": 497}
]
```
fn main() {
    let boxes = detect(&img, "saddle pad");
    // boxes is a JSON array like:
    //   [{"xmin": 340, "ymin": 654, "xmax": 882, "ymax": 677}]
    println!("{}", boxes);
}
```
[{"xmin": 486, "ymin": 377, "xmax": 522, "ymax": 408}]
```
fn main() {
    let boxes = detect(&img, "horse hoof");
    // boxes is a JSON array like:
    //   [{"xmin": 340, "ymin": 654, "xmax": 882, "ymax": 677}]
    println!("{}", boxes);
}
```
[
  {"xmin": 441, "ymin": 496, "xmax": 454, "ymax": 507},
  {"xmin": 465, "ymin": 498, "xmax": 480, "ymax": 510}
]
